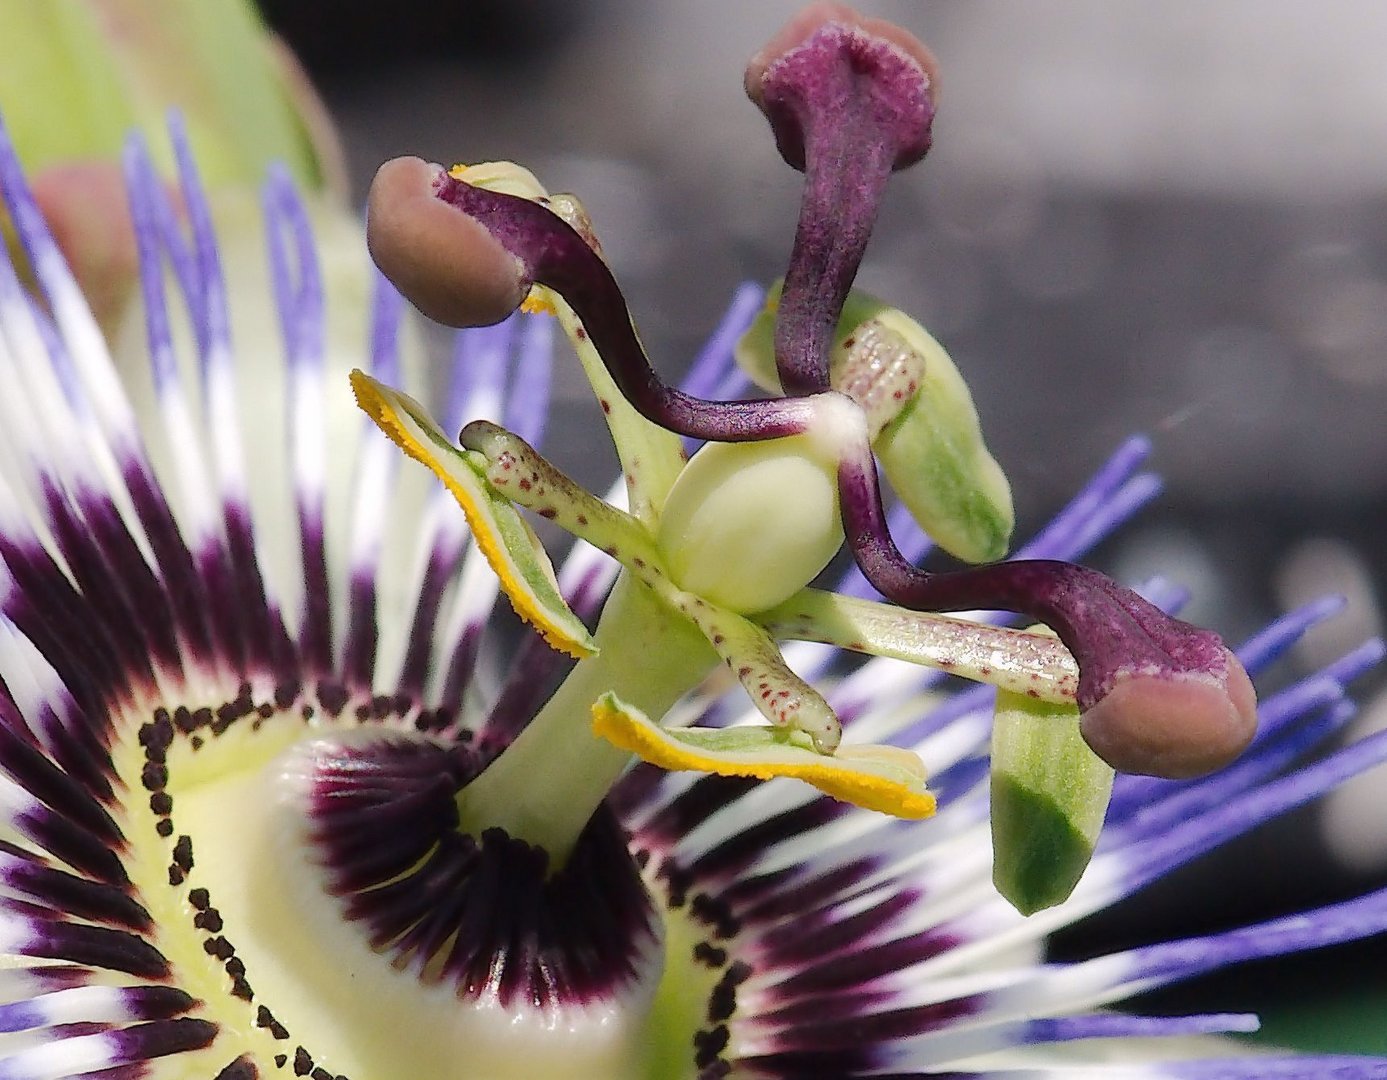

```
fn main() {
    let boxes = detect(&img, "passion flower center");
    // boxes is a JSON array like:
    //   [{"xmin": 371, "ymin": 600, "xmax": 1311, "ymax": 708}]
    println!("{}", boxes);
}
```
[{"xmin": 112, "ymin": 685, "xmax": 667, "ymax": 1079}]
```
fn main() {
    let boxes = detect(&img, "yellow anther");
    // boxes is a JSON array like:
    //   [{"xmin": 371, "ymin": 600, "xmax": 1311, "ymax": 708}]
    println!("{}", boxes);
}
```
[
  {"xmin": 520, "ymin": 289, "xmax": 556, "ymax": 316},
  {"xmin": 350, "ymin": 370, "xmax": 596, "ymax": 659},
  {"xmin": 447, "ymin": 161, "xmax": 550, "ymax": 200},
  {"xmin": 592, "ymin": 694, "xmax": 935, "ymax": 819}
]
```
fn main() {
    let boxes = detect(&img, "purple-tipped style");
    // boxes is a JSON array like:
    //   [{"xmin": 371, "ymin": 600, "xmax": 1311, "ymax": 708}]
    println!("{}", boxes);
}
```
[
  {"xmin": 434, "ymin": 171, "xmax": 826, "ymax": 444},
  {"xmin": 835, "ymin": 441, "xmax": 1258, "ymax": 778},
  {"xmin": 745, "ymin": 3, "xmax": 937, "ymax": 395},
  {"xmin": 366, "ymin": 156, "xmax": 529, "ymax": 329}
]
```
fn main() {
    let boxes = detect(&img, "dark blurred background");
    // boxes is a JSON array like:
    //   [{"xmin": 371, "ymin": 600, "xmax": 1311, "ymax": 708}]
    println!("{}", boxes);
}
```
[{"xmin": 258, "ymin": 0, "xmax": 1387, "ymax": 1048}]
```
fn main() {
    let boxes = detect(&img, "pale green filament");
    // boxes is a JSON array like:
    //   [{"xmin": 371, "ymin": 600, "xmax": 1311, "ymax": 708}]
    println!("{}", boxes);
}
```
[
  {"xmin": 757, "ymin": 588, "xmax": 1080, "ymax": 703},
  {"xmin": 456, "ymin": 576, "xmax": 716, "ymax": 863}
]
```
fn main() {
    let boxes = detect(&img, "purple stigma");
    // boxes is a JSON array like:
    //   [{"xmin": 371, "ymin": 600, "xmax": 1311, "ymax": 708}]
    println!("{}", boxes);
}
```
[{"xmin": 746, "ymin": 5, "xmax": 937, "ymax": 396}]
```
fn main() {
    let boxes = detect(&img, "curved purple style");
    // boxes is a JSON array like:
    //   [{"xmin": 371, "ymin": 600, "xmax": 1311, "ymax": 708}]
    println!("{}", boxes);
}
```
[
  {"xmin": 836, "ymin": 443, "xmax": 1256, "ymax": 778},
  {"xmin": 431, "ymin": 175, "xmax": 819, "ymax": 444}
]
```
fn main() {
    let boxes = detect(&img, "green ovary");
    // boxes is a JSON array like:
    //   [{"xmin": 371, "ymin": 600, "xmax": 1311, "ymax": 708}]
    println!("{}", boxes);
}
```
[{"xmin": 656, "ymin": 434, "xmax": 843, "ymax": 614}]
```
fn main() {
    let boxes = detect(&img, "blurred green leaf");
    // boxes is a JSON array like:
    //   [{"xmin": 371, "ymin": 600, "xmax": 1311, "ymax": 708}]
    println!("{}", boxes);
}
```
[{"xmin": 0, "ymin": 0, "xmax": 337, "ymax": 191}]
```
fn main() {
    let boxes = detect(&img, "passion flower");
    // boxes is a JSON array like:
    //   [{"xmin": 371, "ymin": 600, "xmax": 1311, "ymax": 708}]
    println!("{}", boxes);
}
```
[{"xmin": 0, "ymin": 6, "xmax": 1384, "ymax": 1080}]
